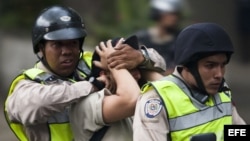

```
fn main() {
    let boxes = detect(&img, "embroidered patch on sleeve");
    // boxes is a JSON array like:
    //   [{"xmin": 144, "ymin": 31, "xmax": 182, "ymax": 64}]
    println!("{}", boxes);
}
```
[{"xmin": 144, "ymin": 98, "xmax": 163, "ymax": 118}]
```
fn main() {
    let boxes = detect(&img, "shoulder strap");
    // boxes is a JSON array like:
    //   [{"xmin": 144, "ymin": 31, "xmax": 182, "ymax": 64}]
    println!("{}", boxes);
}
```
[
  {"xmin": 77, "ymin": 51, "xmax": 93, "ymax": 78},
  {"xmin": 89, "ymin": 126, "xmax": 109, "ymax": 141},
  {"xmin": 24, "ymin": 68, "xmax": 62, "ymax": 84},
  {"xmin": 77, "ymin": 60, "xmax": 91, "ymax": 77}
]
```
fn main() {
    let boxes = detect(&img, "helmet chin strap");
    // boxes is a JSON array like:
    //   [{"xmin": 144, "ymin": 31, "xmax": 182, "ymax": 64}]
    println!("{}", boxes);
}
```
[
  {"xmin": 187, "ymin": 63, "xmax": 209, "ymax": 103},
  {"xmin": 36, "ymin": 51, "xmax": 59, "ymax": 76},
  {"xmin": 187, "ymin": 62, "xmax": 226, "ymax": 104},
  {"xmin": 36, "ymin": 49, "xmax": 74, "ymax": 79}
]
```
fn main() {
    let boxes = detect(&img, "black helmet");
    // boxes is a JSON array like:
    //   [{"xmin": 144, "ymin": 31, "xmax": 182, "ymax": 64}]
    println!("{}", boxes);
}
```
[
  {"xmin": 174, "ymin": 22, "xmax": 234, "ymax": 65},
  {"xmin": 32, "ymin": 5, "xmax": 87, "ymax": 53}
]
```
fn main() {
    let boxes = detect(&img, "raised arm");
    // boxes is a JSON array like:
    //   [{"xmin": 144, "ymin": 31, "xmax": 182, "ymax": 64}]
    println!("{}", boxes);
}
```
[{"xmin": 94, "ymin": 39, "xmax": 140, "ymax": 123}]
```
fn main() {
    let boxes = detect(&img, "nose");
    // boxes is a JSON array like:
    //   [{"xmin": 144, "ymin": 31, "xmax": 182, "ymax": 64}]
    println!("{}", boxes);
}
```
[
  {"xmin": 61, "ymin": 45, "xmax": 72, "ymax": 55},
  {"xmin": 214, "ymin": 66, "xmax": 224, "ymax": 79}
]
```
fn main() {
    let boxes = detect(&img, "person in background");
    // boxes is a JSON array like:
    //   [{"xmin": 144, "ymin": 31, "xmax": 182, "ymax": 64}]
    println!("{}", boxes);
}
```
[
  {"xmin": 70, "ymin": 36, "xmax": 165, "ymax": 141},
  {"xmin": 133, "ymin": 23, "xmax": 246, "ymax": 141},
  {"xmin": 135, "ymin": 0, "xmax": 184, "ymax": 75}
]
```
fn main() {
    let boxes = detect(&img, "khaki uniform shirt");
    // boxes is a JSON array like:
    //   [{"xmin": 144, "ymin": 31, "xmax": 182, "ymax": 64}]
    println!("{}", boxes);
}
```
[
  {"xmin": 6, "ymin": 62, "xmax": 94, "ymax": 141},
  {"xmin": 142, "ymin": 47, "xmax": 167, "ymax": 72},
  {"xmin": 133, "ymin": 68, "xmax": 246, "ymax": 141},
  {"xmin": 70, "ymin": 89, "xmax": 133, "ymax": 141}
]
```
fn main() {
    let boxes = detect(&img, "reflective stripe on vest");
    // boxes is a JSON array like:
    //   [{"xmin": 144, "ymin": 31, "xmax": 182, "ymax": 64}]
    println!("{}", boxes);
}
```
[
  {"xmin": 4, "ymin": 74, "xmax": 29, "ymax": 141},
  {"xmin": 4, "ymin": 53, "xmax": 93, "ymax": 141},
  {"xmin": 77, "ymin": 51, "xmax": 93, "ymax": 78},
  {"xmin": 144, "ymin": 75, "xmax": 232, "ymax": 141}
]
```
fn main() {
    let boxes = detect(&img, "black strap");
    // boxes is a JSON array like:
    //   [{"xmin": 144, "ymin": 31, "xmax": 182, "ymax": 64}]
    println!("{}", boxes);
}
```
[{"xmin": 89, "ymin": 126, "xmax": 109, "ymax": 141}]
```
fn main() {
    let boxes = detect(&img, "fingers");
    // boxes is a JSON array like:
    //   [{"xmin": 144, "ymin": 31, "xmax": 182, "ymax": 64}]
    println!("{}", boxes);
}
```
[
  {"xmin": 93, "ymin": 61, "xmax": 105, "ymax": 69},
  {"xmin": 95, "ymin": 45, "xmax": 102, "ymax": 56},
  {"xmin": 114, "ymin": 45, "xmax": 123, "ymax": 50},
  {"xmin": 108, "ymin": 60, "xmax": 120, "ymax": 68},
  {"xmin": 106, "ymin": 39, "xmax": 112, "ymax": 49},
  {"xmin": 97, "ymin": 38, "xmax": 125, "ymax": 53},
  {"xmin": 115, "ymin": 38, "xmax": 124, "ymax": 48},
  {"xmin": 108, "ymin": 60, "xmax": 131, "ymax": 70},
  {"xmin": 99, "ymin": 41, "xmax": 107, "ymax": 51},
  {"xmin": 107, "ymin": 53, "xmax": 127, "ymax": 66},
  {"xmin": 108, "ymin": 50, "xmax": 124, "ymax": 59},
  {"xmin": 95, "ymin": 38, "xmax": 127, "ymax": 70},
  {"xmin": 114, "ymin": 63, "xmax": 129, "ymax": 70}
]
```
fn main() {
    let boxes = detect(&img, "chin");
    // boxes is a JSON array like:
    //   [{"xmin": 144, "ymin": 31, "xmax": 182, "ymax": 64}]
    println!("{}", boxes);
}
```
[
  {"xmin": 60, "ymin": 71, "xmax": 74, "ymax": 77},
  {"xmin": 207, "ymin": 89, "xmax": 219, "ymax": 95}
]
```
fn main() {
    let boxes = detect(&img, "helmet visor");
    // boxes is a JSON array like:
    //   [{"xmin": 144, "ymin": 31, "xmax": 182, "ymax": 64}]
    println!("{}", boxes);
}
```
[{"xmin": 43, "ymin": 27, "xmax": 87, "ymax": 40}]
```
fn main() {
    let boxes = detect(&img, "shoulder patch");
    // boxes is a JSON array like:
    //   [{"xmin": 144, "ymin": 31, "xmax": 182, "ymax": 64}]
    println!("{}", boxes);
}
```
[{"xmin": 144, "ymin": 98, "xmax": 163, "ymax": 118}]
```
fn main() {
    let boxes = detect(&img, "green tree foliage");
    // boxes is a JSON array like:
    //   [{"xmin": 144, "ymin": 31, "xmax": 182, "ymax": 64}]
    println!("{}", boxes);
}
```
[
  {"xmin": 63, "ymin": 0, "xmax": 152, "ymax": 46},
  {"xmin": 0, "ymin": 0, "xmax": 151, "ymax": 46},
  {"xmin": 87, "ymin": 0, "xmax": 151, "ymax": 42},
  {"xmin": 0, "ymin": 0, "xmax": 62, "ymax": 30}
]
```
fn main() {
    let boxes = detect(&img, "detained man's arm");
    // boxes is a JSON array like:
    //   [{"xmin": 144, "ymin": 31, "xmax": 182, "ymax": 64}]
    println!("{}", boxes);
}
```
[
  {"xmin": 95, "ymin": 39, "xmax": 140, "ymax": 123},
  {"xmin": 232, "ymin": 104, "xmax": 247, "ymax": 124}
]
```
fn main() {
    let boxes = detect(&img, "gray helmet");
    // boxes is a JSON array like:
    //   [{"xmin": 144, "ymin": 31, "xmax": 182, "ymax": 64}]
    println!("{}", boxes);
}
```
[
  {"xmin": 150, "ymin": 0, "xmax": 183, "ymax": 21},
  {"xmin": 174, "ymin": 22, "xmax": 234, "ymax": 65},
  {"xmin": 150, "ymin": 0, "xmax": 183, "ymax": 13},
  {"xmin": 32, "ymin": 5, "xmax": 87, "ymax": 53}
]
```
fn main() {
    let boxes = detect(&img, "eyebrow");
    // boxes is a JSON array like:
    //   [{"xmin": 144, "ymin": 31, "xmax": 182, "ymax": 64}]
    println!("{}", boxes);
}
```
[{"xmin": 205, "ymin": 60, "xmax": 227, "ymax": 64}]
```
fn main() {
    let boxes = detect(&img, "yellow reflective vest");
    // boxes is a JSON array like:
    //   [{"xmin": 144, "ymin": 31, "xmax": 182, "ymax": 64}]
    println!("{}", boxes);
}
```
[
  {"xmin": 142, "ymin": 75, "xmax": 232, "ymax": 141},
  {"xmin": 4, "ymin": 51, "xmax": 92, "ymax": 141}
]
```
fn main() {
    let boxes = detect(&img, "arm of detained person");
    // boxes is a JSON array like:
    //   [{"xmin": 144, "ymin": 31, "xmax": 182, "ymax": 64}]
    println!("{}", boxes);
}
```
[
  {"xmin": 107, "ymin": 43, "xmax": 166, "ymax": 77},
  {"xmin": 6, "ymin": 72, "xmax": 95, "ymax": 125},
  {"xmin": 232, "ymin": 103, "xmax": 246, "ymax": 124},
  {"xmin": 93, "ymin": 39, "xmax": 141, "ymax": 123}
]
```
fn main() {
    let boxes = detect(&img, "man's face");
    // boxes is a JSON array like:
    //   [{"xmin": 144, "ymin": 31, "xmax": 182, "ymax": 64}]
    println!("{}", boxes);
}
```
[
  {"xmin": 159, "ymin": 12, "xmax": 180, "ymax": 29},
  {"xmin": 43, "ymin": 39, "xmax": 81, "ymax": 77},
  {"xmin": 197, "ymin": 54, "xmax": 228, "ymax": 95}
]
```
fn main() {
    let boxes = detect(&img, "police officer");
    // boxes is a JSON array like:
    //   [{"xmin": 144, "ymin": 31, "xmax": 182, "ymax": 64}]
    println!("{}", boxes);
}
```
[
  {"xmin": 4, "ymin": 5, "xmax": 96, "ymax": 141},
  {"xmin": 133, "ymin": 23, "xmax": 246, "ymax": 141},
  {"xmin": 135, "ymin": 0, "xmax": 184, "ymax": 75},
  {"xmin": 4, "ymin": 5, "xmax": 166, "ymax": 141}
]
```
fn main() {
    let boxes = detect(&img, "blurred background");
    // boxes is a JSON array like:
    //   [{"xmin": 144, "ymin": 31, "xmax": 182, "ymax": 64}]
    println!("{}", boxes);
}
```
[{"xmin": 0, "ymin": 0, "xmax": 249, "ymax": 140}]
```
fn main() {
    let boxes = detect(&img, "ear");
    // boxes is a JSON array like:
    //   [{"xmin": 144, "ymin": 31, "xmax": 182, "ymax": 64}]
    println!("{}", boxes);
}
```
[
  {"xmin": 38, "ymin": 43, "xmax": 44, "ymax": 51},
  {"xmin": 37, "ymin": 43, "xmax": 45, "ymax": 56},
  {"xmin": 182, "ymin": 66, "xmax": 190, "ymax": 72}
]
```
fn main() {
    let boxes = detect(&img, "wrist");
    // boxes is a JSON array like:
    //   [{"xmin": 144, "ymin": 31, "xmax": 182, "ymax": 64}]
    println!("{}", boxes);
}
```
[
  {"xmin": 88, "ymin": 76, "xmax": 105, "ymax": 90},
  {"xmin": 138, "ymin": 50, "xmax": 145, "ymax": 64},
  {"xmin": 139, "ymin": 48, "xmax": 150, "ymax": 66}
]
